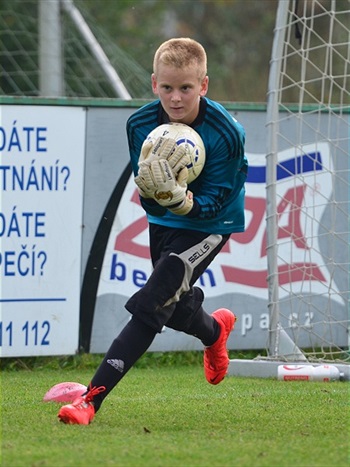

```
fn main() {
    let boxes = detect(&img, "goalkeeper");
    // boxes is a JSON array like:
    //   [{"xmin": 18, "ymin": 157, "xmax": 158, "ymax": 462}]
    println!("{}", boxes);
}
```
[{"xmin": 58, "ymin": 37, "xmax": 248, "ymax": 425}]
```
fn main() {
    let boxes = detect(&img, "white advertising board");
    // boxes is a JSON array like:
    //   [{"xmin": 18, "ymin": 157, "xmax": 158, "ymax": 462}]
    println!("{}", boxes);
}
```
[
  {"xmin": 90, "ymin": 140, "xmax": 347, "ymax": 352},
  {"xmin": 97, "ymin": 144, "xmax": 336, "ymax": 302},
  {"xmin": 0, "ymin": 105, "xmax": 85, "ymax": 356}
]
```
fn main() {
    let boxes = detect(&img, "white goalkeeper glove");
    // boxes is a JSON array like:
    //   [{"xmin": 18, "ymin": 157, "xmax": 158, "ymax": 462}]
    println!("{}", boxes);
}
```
[
  {"xmin": 135, "ymin": 159, "xmax": 181, "ymax": 202},
  {"xmin": 136, "ymin": 136, "xmax": 190, "ymax": 200},
  {"xmin": 134, "ymin": 139, "xmax": 163, "ymax": 198},
  {"xmin": 134, "ymin": 159, "xmax": 156, "ymax": 198},
  {"xmin": 135, "ymin": 160, "xmax": 193, "ymax": 215},
  {"xmin": 150, "ymin": 159, "xmax": 193, "ymax": 215},
  {"xmin": 140, "ymin": 136, "xmax": 190, "ymax": 173},
  {"xmin": 168, "ymin": 190, "xmax": 194, "ymax": 215}
]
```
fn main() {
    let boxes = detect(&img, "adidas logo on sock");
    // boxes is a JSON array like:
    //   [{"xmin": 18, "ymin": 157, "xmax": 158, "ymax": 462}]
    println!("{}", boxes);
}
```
[{"xmin": 107, "ymin": 359, "xmax": 125, "ymax": 373}]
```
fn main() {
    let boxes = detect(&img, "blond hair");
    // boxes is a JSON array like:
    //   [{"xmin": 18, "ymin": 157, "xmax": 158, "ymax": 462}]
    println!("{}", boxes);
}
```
[{"xmin": 153, "ymin": 38, "xmax": 207, "ymax": 80}]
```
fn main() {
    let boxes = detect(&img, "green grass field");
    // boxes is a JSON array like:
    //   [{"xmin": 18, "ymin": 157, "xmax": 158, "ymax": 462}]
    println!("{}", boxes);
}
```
[{"xmin": 1, "ymin": 354, "xmax": 349, "ymax": 467}]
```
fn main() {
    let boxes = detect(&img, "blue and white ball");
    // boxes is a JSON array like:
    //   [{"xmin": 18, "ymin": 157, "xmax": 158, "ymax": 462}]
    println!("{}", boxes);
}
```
[{"xmin": 143, "ymin": 122, "xmax": 206, "ymax": 183}]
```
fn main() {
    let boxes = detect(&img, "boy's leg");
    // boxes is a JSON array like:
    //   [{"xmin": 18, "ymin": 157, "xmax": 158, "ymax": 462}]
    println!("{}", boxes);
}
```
[
  {"xmin": 88, "ymin": 316, "xmax": 157, "ymax": 412},
  {"xmin": 165, "ymin": 286, "xmax": 221, "ymax": 346},
  {"xmin": 166, "ymin": 286, "xmax": 237, "ymax": 385},
  {"xmin": 58, "ymin": 315, "xmax": 157, "ymax": 424},
  {"xmin": 125, "ymin": 228, "xmax": 230, "ymax": 334}
]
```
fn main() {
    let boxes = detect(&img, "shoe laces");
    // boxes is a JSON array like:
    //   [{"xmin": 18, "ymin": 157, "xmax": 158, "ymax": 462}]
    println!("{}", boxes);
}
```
[{"xmin": 84, "ymin": 385, "xmax": 106, "ymax": 403}]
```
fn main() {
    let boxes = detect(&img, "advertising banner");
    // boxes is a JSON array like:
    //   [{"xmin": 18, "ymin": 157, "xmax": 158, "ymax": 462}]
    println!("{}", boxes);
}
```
[
  {"xmin": 90, "ymin": 144, "xmax": 346, "ymax": 352},
  {"xmin": 0, "ymin": 105, "xmax": 85, "ymax": 356},
  {"xmin": 1, "ymin": 103, "xmax": 347, "ymax": 356}
]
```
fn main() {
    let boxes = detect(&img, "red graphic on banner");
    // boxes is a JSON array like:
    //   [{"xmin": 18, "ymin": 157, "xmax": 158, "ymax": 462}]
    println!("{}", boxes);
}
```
[
  {"xmin": 114, "ymin": 188, "xmax": 326, "ymax": 288},
  {"xmin": 261, "ymin": 185, "xmax": 309, "ymax": 255},
  {"xmin": 221, "ymin": 262, "xmax": 325, "ymax": 287}
]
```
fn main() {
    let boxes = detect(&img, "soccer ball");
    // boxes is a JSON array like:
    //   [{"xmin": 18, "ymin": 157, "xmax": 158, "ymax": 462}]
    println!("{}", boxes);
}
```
[{"xmin": 142, "ymin": 123, "xmax": 206, "ymax": 183}]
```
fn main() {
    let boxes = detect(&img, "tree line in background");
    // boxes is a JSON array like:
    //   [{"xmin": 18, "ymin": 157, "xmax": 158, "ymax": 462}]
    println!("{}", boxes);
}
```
[
  {"xmin": 81, "ymin": 0, "xmax": 347, "ymax": 104},
  {"xmin": 2, "ymin": 0, "xmax": 338, "ymax": 103},
  {"xmin": 79, "ymin": 0, "xmax": 279, "ymax": 102},
  {"xmin": 1, "ymin": 0, "xmax": 279, "ymax": 102}
]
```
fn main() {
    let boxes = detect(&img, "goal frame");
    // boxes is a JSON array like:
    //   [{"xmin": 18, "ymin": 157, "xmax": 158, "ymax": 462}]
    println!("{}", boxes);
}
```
[{"xmin": 229, "ymin": 0, "xmax": 350, "ymax": 380}]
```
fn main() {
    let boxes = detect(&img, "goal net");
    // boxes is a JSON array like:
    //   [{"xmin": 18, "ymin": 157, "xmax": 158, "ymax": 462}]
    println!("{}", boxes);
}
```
[
  {"xmin": 0, "ymin": 0, "xmax": 152, "ymax": 98},
  {"xmin": 265, "ymin": 0, "xmax": 349, "ymax": 365}
]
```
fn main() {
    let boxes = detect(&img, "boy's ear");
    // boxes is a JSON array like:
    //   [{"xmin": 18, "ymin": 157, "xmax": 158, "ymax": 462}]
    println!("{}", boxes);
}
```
[
  {"xmin": 151, "ymin": 74, "xmax": 158, "ymax": 95},
  {"xmin": 199, "ymin": 76, "xmax": 209, "ymax": 96}
]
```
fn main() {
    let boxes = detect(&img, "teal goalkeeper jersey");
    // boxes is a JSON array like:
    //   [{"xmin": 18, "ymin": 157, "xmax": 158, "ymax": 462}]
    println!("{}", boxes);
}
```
[{"xmin": 126, "ymin": 97, "xmax": 248, "ymax": 235}]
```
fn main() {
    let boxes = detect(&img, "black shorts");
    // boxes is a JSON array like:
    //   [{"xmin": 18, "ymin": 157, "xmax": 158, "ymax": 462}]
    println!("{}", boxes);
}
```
[{"xmin": 125, "ymin": 224, "xmax": 230, "ymax": 332}]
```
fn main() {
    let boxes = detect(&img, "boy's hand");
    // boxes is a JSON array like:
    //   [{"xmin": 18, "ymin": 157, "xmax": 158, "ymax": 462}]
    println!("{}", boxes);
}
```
[
  {"xmin": 139, "ymin": 137, "xmax": 190, "ymax": 176},
  {"xmin": 134, "ymin": 171, "xmax": 154, "ymax": 199},
  {"xmin": 168, "ymin": 190, "xmax": 193, "ymax": 216},
  {"xmin": 151, "ymin": 160, "xmax": 193, "ymax": 215},
  {"xmin": 150, "ymin": 159, "xmax": 186, "ymax": 205},
  {"xmin": 135, "ymin": 160, "xmax": 193, "ymax": 215}
]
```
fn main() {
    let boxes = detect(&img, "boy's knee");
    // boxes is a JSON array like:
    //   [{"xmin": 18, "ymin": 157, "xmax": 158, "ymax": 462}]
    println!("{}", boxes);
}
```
[{"xmin": 165, "ymin": 287, "xmax": 204, "ymax": 332}]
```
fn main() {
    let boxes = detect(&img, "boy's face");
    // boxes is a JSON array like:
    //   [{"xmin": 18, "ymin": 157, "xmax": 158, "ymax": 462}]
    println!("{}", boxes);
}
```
[{"xmin": 152, "ymin": 63, "xmax": 208, "ymax": 125}]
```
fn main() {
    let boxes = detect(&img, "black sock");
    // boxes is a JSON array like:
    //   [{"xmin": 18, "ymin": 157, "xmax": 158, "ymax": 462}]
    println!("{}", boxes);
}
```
[
  {"xmin": 187, "ymin": 307, "xmax": 220, "ymax": 347},
  {"xmin": 89, "ymin": 316, "xmax": 157, "ymax": 412}
]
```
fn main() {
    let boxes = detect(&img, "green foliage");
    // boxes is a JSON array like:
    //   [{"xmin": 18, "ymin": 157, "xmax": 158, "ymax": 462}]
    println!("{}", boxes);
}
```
[
  {"xmin": 0, "ymin": 0, "xmax": 39, "ymax": 95},
  {"xmin": 1, "ymin": 0, "xmax": 278, "ymax": 101},
  {"xmin": 77, "ymin": 0, "xmax": 278, "ymax": 102},
  {"xmin": 2, "ymin": 1, "xmax": 346, "ymax": 102},
  {"xmin": 1, "ymin": 365, "xmax": 349, "ymax": 466}
]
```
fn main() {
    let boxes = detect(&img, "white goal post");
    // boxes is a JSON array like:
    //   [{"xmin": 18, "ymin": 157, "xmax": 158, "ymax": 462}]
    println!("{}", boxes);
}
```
[{"xmin": 229, "ymin": 0, "xmax": 349, "ymax": 380}]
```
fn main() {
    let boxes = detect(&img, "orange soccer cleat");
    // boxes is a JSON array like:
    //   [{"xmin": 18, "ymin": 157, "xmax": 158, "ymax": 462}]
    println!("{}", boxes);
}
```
[
  {"xmin": 58, "ymin": 385, "xmax": 106, "ymax": 425},
  {"xmin": 204, "ymin": 308, "xmax": 237, "ymax": 385}
]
